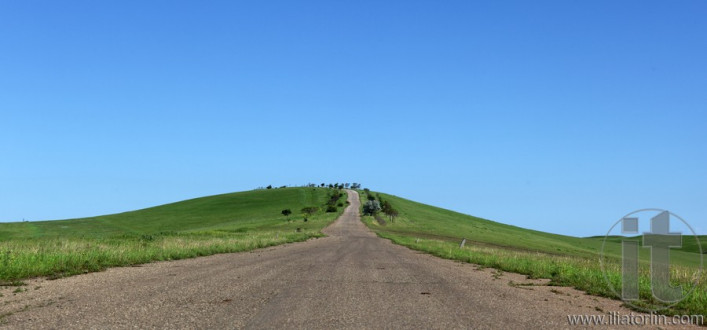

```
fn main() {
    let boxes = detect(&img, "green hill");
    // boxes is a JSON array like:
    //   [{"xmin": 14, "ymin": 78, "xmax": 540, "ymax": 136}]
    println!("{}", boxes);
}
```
[
  {"xmin": 361, "ymin": 191, "xmax": 702, "ymax": 266},
  {"xmin": 360, "ymin": 190, "xmax": 704, "ymax": 317},
  {"xmin": 1, "ymin": 187, "xmax": 338, "ymax": 240},
  {"xmin": 0, "ymin": 187, "xmax": 345, "ymax": 281},
  {"xmin": 593, "ymin": 235, "xmax": 706, "ymax": 255}
]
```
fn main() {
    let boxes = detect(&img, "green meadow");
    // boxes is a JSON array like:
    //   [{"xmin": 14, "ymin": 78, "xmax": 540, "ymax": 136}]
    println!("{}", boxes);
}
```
[
  {"xmin": 359, "ymin": 190, "xmax": 705, "ymax": 319},
  {"xmin": 0, "ymin": 187, "xmax": 345, "ymax": 282}
]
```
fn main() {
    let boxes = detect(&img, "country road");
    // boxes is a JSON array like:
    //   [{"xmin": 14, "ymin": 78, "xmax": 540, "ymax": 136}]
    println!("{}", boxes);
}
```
[{"xmin": 0, "ymin": 190, "xmax": 676, "ymax": 329}]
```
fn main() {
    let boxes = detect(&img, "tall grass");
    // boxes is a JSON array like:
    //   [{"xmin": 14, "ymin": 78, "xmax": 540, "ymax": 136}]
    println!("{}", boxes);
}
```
[
  {"xmin": 357, "ymin": 190, "xmax": 705, "ymax": 321},
  {"xmin": 377, "ymin": 232, "xmax": 706, "ymax": 319},
  {"xmin": 0, "ymin": 187, "xmax": 346, "ymax": 282},
  {"xmin": 0, "ymin": 230, "xmax": 323, "ymax": 281}
]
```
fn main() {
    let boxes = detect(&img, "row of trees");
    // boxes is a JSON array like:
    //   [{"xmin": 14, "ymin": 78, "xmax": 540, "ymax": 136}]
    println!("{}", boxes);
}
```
[
  {"xmin": 264, "ymin": 183, "xmax": 363, "ymax": 190},
  {"xmin": 307, "ymin": 182, "xmax": 361, "ymax": 189}
]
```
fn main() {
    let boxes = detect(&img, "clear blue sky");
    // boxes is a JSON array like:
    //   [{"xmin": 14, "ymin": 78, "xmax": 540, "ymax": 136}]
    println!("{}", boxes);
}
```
[{"xmin": 1, "ymin": 1, "xmax": 705, "ymax": 237}]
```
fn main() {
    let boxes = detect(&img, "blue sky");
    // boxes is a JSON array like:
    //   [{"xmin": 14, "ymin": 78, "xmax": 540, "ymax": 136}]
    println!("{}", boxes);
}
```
[{"xmin": 1, "ymin": 1, "xmax": 705, "ymax": 237}]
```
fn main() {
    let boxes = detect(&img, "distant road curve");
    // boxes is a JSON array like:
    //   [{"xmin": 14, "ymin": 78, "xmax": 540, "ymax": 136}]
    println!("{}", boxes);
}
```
[{"xmin": 0, "ymin": 190, "xmax": 681, "ymax": 329}]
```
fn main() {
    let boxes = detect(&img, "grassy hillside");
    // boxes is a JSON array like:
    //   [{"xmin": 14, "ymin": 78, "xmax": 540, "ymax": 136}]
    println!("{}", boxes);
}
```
[
  {"xmin": 360, "ymin": 190, "xmax": 705, "ymax": 318},
  {"xmin": 0, "ymin": 187, "xmax": 345, "ymax": 281},
  {"xmin": 593, "ymin": 235, "xmax": 706, "ymax": 255}
]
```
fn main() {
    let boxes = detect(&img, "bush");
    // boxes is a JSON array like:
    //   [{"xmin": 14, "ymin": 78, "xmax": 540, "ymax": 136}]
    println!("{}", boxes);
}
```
[
  {"xmin": 326, "ymin": 206, "xmax": 337, "ymax": 213},
  {"xmin": 326, "ymin": 190, "xmax": 342, "ymax": 206},
  {"xmin": 363, "ymin": 200, "xmax": 381, "ymax": 216},
  {"xmin": 301, "ymin": 206, "xmax": 319, "ymax": 216}
]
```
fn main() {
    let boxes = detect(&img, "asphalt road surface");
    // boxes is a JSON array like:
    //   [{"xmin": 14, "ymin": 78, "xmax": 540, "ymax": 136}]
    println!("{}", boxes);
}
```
[{"xmin": 0, "ymin": 190, "xmax": 676, "ymax": 329}]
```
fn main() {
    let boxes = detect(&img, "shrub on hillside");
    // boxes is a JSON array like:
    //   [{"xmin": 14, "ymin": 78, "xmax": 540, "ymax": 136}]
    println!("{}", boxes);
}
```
[
  {"xmin": 381, "ymin": 201, "xmax": 399, "ymax": 223},
  {"xmin": 326, "ymin": 190, "xmax": 343, "ymax": 206},
  {"xmin": 301, "ymin": 206, "xmax": 319, "ymax": 216},
  {"xmin": 363, "ymin": 200, "xmax": 381, "ymax": 216}
]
